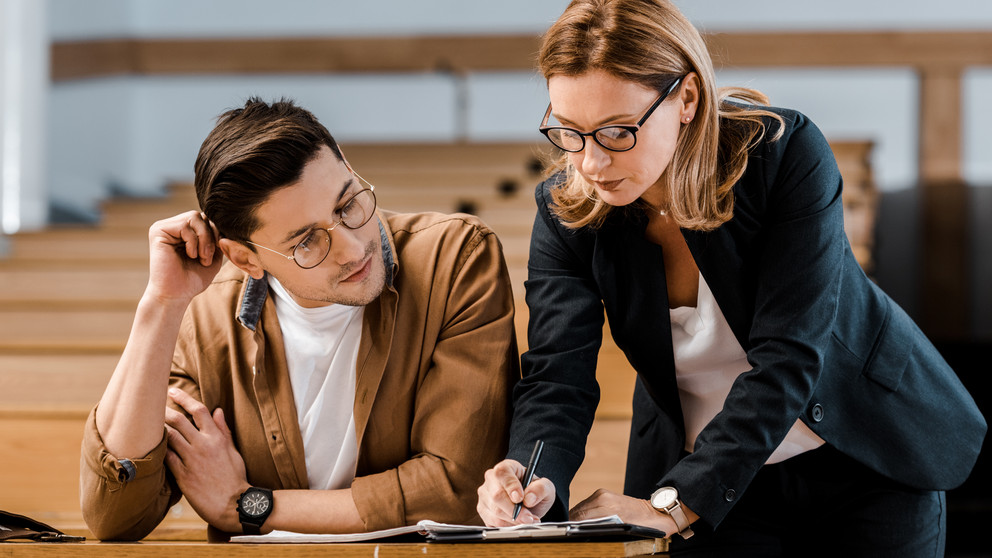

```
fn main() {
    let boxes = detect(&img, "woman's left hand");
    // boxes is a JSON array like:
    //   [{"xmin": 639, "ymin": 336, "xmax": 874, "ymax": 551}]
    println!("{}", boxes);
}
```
[{"xmin": 569, "ymin": 489, "xmax": 691, "ymax": 538}]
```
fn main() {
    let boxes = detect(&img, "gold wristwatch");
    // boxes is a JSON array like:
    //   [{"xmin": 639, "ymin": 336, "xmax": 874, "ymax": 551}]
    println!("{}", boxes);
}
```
[{"xmin": 650, "ymin": 486, "xmax": 694, "ymax": 540}]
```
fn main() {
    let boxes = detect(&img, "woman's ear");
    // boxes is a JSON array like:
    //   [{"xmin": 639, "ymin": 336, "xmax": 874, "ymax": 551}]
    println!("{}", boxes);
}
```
[
  {"xmin": 219, "ymin": 238, "xmax": 266, "ymax": 280},
  {"xmin": 679, "ymin": 72, "xmax": 701, "ymax": 123}
]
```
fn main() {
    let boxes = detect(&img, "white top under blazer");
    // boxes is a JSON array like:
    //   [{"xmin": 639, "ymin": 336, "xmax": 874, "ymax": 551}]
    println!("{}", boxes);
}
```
[{"xmin": 671, "ymin": 273, "xmax": 825, "ymax": 464}]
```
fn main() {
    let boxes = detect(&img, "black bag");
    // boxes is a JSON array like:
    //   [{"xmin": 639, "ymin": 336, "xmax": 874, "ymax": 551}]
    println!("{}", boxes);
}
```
[{"xmin": 0, "ymin": 510, "xmax": 85, "ymax": 542}]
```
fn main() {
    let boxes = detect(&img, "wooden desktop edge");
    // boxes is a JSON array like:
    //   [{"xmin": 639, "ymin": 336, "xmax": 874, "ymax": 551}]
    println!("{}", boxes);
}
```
[{"xmin": 0, "ymin": 538, "xmax": 669, "ymax": 558}]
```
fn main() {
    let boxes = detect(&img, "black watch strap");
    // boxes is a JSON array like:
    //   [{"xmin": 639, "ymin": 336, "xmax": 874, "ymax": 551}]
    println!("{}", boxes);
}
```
[{"xmin": 236, "ymin": 487, "xmax": 273, "ymax": 535}]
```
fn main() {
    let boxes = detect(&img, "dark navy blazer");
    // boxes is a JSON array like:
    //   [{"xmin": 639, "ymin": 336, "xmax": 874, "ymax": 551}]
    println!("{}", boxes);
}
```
[{"xmin": 507, "ymin": 107, "xmax": 986, "ymax": 527}]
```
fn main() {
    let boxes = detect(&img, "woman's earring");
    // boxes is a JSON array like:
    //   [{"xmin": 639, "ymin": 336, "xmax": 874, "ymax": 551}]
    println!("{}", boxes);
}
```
[{"xmin": 682, "ymin": 116, "xmax": 692, "ymax": 123}]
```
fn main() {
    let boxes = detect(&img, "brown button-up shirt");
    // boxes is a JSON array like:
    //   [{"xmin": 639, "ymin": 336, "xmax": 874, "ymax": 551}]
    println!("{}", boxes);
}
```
[{"xmin": 80, "ymin": 210, "xmax": 519, "ymax": 540}]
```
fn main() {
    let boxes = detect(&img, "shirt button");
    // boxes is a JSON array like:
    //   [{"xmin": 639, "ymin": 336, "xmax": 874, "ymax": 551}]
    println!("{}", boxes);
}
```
[
  {"xmin": 724, "ymin": 489, "xmax": 737, "ymax": 502},
  {"xmin": 811, "ymin": 404, "xmax": 824, "ymax": 423},
  {"xmin": 117, "ymin": 459, "xmax": 136, "ymax": 483}
]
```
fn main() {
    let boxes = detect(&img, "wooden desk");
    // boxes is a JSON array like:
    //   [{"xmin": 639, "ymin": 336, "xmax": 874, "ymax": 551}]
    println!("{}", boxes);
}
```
[{"xmin": 0, "ymin": 540, "xmax": 669, "ymax": 557}]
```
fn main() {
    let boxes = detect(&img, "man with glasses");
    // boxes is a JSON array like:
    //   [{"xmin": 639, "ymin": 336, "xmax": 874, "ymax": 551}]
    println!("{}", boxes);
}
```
[{"xmin": 80, "ymin": 98, "xmax": 519, "ymax": 540}]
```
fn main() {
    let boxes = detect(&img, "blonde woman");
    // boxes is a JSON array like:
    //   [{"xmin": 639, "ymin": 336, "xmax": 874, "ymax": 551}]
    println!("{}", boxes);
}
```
[{"xmin": 476, "ymin": 1, "xmax": 986, "ymax": 556}]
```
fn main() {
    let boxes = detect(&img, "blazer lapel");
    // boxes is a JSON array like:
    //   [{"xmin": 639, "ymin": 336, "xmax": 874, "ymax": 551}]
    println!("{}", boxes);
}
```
[
  {"xmin": 682, "ymin": 227, "xmax": 753, "ymax": 352},
  {"xmin": 598, "ymin": 220, "xmax": 683, "ymax": 419}
]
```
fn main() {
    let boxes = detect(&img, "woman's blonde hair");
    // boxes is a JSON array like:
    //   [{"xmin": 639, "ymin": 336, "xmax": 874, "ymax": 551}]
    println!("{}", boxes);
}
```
[{"xmin": 540, "ymin": 0, "xmax": 784, "ymax": 231}]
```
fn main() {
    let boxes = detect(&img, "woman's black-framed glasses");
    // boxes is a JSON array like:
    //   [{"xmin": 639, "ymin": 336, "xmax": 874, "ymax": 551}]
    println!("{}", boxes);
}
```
[
  {"xmin": 245, "ymin": 172, "xmax": 377, "ymax": 270},
  {"xmin": 539, "ymin": 74, "xmax": 686, "ymax": 153}
]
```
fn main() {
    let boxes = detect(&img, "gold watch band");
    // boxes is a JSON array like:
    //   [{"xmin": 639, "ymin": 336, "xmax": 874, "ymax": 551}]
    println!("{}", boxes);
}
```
[{"xmin": 664, "ymin": 500, "xmax": 695, "ymax": 540}]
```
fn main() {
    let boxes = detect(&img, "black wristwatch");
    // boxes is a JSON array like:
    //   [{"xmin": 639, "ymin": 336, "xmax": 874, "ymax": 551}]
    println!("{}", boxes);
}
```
[{"xmin": 236, "ymin": 487, "xmax": 273, "ymax": 535}]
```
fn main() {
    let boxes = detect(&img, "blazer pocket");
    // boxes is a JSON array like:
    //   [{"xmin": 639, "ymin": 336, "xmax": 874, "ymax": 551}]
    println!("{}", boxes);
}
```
[{"xmin": 861, "ymin": 302, "xmax": 913, "ymax": 392}]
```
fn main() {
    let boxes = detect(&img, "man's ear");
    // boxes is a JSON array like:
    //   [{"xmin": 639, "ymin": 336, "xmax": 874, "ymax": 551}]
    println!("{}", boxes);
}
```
[{"xmin": 218, "ymin": 238, "xmax": 266, "ymax": 280}]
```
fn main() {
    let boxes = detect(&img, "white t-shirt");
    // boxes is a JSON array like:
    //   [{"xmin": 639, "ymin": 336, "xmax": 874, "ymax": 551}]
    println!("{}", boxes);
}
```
[
  {"xmin": 268, "ymin": 276, "xmax": 361, "ymax": 490},
  {"xmin": 670, "ymin": 273, "xmax": 824, "ymax": 464}
]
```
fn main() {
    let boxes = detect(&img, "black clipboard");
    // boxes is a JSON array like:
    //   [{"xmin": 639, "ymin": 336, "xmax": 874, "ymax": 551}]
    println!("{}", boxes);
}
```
[
  {"xmin": 424, "ymin": 519, "xmax": 666, "ymax": 543},
  {"xmin": 231, "ymin": 515, "xmax": 666, "ymax": 545}
]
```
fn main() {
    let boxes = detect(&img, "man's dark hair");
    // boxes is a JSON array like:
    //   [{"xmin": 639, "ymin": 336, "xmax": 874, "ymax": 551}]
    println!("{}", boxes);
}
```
[{"xmin": 193, "ymin": 97, "xmax": 345, "ymax": 242}]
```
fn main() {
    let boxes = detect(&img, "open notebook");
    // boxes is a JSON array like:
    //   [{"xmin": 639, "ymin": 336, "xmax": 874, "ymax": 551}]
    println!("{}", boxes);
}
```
[{"xmin": 230, "ymin": 514, "xmax": 667, "ymax": 544}]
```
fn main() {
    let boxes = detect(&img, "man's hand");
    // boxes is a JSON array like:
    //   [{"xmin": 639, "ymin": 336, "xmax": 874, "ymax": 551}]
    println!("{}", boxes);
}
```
[
  {"xmin": 146, "ymin": 210, "xmax": 224, "ymax": 306},
  {"xmin": 569, "ymin": 488, "xmax": 696, "ymax": 539},
  {"xmin": 476, "ymin": 459, "xmax": 556, "ymax": 527},
  {"xmin": 94, "ymin": 212, "xmax": 224, "ymax": 461},
  {"xmin": 164, "ymin": 388, "xmax": 250, "ymax": 533}
]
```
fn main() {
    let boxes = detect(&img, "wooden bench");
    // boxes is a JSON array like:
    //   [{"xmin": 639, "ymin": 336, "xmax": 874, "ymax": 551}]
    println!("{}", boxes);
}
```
[
  {"xmin": 0, "ymin": 422, "xmax": 209, "ymax": 540},
  {"xmin": 0, "ymin": 265, "xmax": 148, "ymax": 309},
  {"xmin": 833, "ymin": 140, "xmax": 879, "ymax": 272}
]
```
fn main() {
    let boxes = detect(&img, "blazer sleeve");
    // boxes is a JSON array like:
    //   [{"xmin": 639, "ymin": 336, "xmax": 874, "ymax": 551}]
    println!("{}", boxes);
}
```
[
  {"xmin": 660, "ymin": 112, "xmax": 849, "ymax": 527},
  {"xmin": 506, "ymin": 182, "xmax": 606, "ymax": 520}
]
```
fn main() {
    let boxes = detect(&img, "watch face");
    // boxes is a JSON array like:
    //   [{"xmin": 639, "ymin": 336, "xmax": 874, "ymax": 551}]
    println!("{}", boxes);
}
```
[
  {"xmin": 651, "ymin": 487, "xmax": 678, "ymax": 509},
  {"xmin": 241, "ymin": 491, "xmax": 270, "ymax": 517}
]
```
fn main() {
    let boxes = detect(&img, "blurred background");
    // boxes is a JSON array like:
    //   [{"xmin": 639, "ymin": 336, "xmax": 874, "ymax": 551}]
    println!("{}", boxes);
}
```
[{"xmin": 0, "ymin": 0, "xmax": 988, "ymax": 552}]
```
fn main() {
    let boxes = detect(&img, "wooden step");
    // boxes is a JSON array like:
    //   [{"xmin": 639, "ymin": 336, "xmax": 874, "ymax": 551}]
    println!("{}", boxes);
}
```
[
  {"xmin": 0, "ymin": 258, "xmax": 151, "ymax": 272},
  {"xmin": 97, "ymin": 177, "xmax": 539, "ymax": 231},
  {"xmin": 0, "ymin": 412, "xmax": 99, "ymax": 523},
  {"xmin": 0, "ymin": 353, "xmax": 183, "ymax": 441},
  {"xmin": 3, "ymin": 230, "xmax": 149, "ymax": 261},
  {"xmin": 0, "ymin": 409, "xmax": 209, "ymax": 539},
  {"xmin": 513, "ymin": 299, "xmax": 637, "ymax": 420},
  {"xmin": 0, "ymin": 354, "xmax": 118, "ymax": 409},
  {"xmin": 0, "ymin": 308, "xmax": 133, "ymax": 352},
  {"xmin": 0, "ymin": 267, "xmax": 147, "ymax": 307},
  {"xmin": 0, "ymin": 402, "xmax": 620, "ymax": 540},
  {"xmin": 1, "ymin": 226, "xmax": 530, "ymax": 283},
  {"xmin": 341, "ymin": 142, "xmax": 555, "ymax": 174},
  {"xmin": 569, "ymin": 418, "xmax": 631, "ymax": 501},
  {"xmin": 0, "ymin": 259, "xmax": 526, "ymax": 308}
]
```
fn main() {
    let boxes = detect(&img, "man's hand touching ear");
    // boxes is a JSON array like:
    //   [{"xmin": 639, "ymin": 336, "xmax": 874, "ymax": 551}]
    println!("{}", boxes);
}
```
[{"xmin": 146, "ymin": 211, "xmax": 224, "ymax": 306}]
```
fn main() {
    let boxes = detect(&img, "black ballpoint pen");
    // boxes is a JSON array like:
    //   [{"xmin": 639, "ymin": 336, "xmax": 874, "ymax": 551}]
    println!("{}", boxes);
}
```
[{"xmin": 512, "ymin": 440, "xmax": 545, "ymax": 520}]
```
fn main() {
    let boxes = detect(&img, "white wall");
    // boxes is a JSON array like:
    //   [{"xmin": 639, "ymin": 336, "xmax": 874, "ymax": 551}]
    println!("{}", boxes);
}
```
[
  {"xmin": 963, "ymin": 69, "xmax": 992, "ymax": 184},
  {"xmin": 128, "ymin": 75, "xmax": 461, "ymax": 192},
  {"xmin": 48, "ymin": 0, "xmax": 567, "ymax": 40},
  {"xmin": 48, "ymin": 0, "xmax": 131, "ymax": 40},
  {"xmin": 678, "ymin": 0, "xmax": 992, "ymax": 31},
  {"xmin": 49, "ymin": 0, "xmax": 992, "ymax": 40},
  {"xmin": 715, "ymin": 68, "xmax": 919, "ymax": 190},
  {"xmin": 49, "ymin": 78, "xmax": 136, "ymax": 212},
  {"xmin": 42, "ymin": 0, "xmax": 992, "ymax": 219},
  {"xmin": 1, "ymin": 0, "xmax": 48, "ymax": 233}
]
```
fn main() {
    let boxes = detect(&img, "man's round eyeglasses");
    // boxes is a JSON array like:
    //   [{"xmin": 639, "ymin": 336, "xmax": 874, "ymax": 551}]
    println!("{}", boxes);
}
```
[
  {"xmin": 539, "ymin": 74, "xmax": 686, "ymax": 153},
  {"xmin": 245, "ymin": 172, "xmax": 377, "ymax": 270}
]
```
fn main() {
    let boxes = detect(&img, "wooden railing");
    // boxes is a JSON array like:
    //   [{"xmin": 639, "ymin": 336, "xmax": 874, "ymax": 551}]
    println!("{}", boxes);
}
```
[{"xmin": 50, "ymin": 30, "xmax": 992, "ymax": 184}]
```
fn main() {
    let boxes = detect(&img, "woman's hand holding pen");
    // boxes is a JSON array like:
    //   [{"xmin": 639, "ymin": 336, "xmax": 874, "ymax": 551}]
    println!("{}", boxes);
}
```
[{"xmin": 477, "ymin": 459, "xmax": 556, "ymax": 527}]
